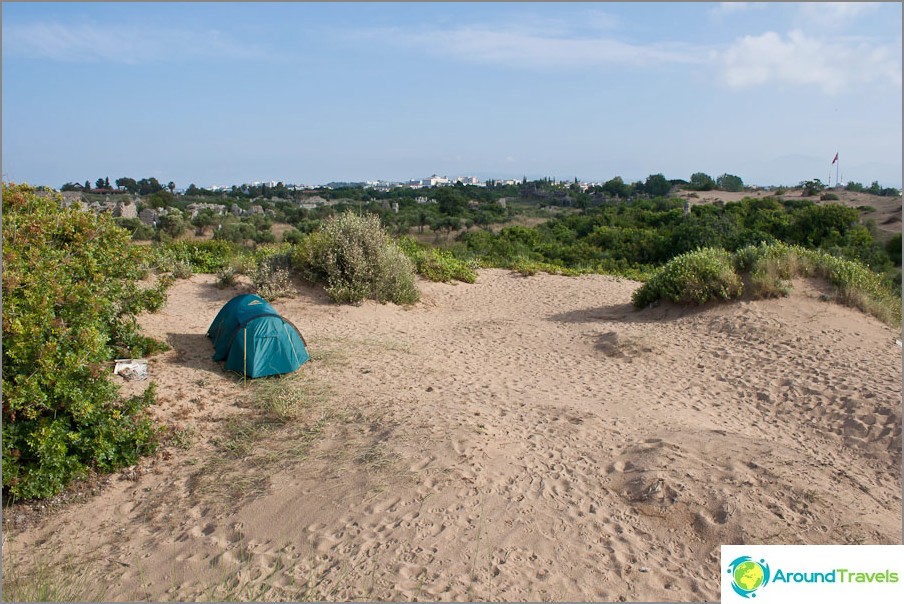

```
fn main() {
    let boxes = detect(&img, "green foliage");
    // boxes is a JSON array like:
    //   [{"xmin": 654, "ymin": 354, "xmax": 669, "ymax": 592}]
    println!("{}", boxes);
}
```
[
  {"xmin": 688, "ymin": 172, "xmax": 716, "ymax": 191},
  {"xmin": 800, "ymin": 179, "xmax": 826, "ymax": 196},
  {"xmin": 632, "ymin": 248, "xmax": 742, "ymax": 308},
  {"xmin": 737, "ymin": 242, "xmax": 901, "ymax": 325},
  {"xmin": 644, "ymin": 173, "xmax": 671, "ymax": 197},
  {"xmin": 820, "ymin": 192, "xmax": 839, "ymax": 201},
  {"xmin": 2, "ymin": 184, "xmax": 164, "ymax": 500},
  {"xmin": 398, "ymin": 237, "xmax": 478, "ymax": 283},
  {"xmin": 153, "ymin": 239, "xmax": 239, "ymax": 273},
  {"xmin": 885, "ymin": 233, "xmax": 901, "ymax": 266},
  {"xmin": 292, "ymin": 212, "xmax": 420, "ymax": 305},
  {"xmin": 716, "ymin": 173, "xmax": 745, "ymax": 192},
  {"xmin": 636, "ymin": 241, "xmax": 901, "ymax": 326}
]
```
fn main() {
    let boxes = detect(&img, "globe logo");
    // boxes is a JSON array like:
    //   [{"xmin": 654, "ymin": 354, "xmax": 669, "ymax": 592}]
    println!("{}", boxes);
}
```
[{"xmin": 727, "ymin": 556, "xmax": 771, "ymax": 598}]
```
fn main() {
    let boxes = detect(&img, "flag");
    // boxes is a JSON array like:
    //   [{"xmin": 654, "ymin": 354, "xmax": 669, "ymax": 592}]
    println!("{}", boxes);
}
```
[{"xmin": 832, "ymin": 152, "xmax": 839, "ymax": 164}]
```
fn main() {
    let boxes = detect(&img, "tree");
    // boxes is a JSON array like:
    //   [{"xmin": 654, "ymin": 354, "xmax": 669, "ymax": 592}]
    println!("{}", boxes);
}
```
[
  {"xmin": 688, "ymin": 172, "xmax": 715, "ymax": 191},
  {"xmin": 867, "ymin": 181, "xmax": 882, "ymax": 195},
  {"xmin": 716, "ymin": 173, "xmax": 744, "ymax": 192},
  {"xmin": 146, "ymin": 190, "xmax": 175, "ymax": 209},
  {"xmin": 104, "ymin": 177, "xmax": 111, "ymax": 189},
  {"xmin": 95, "ymin": 178, "xmax": 105, "ymax": 190},
  {"xmin": 84, "ymin": 180, "xmax": 91, "ymax": 191},
  {"xmin": 116, "ymin": 177, "xmax": 139, "ymax": 193},
  {"xmin": 156, "ymin": 209, "xmax": 187, "ymax": 238},
  {"xmin": 434, "ymin": 187, "xmax": 467, "ymax": 216},
  {"xmin": 644, "ymin": 173, "xmax": 671, "ymax": 197},
  {"xmin": 800, "ymin": 179, "xmax": 825, "ymax": 197},
  {"xmin": 602, "ymin": 176, "xmax": 630, "ymax": 199},
  {"xmin": 168, "ymin": 181, "xmax": 176, "ymax": 195},
  {"xmin": 137, "ymin": 177, "xmax": 163, "ymax": 195}
]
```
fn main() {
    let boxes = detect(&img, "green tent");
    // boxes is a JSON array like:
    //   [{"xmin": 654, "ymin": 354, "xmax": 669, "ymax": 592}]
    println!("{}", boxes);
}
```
[{"xmin": 207, "ymin": 294, "xmax": 310, "ymax": 378}]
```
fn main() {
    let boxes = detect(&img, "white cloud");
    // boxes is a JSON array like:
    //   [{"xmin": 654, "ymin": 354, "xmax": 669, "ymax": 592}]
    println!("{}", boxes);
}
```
[
  {"xmin": 720, "ymin": 29, "xmax": 901, "ymax": 93},
  {"xmin": 796, "ymin": 3, "xmax": 882, "ymax": 29},
  {"xmin": 379, "ymin": 25, "xmax": 707, "ymax": 70},
  {"xmin": 2, "ymin": 21, "xmax": 270, "ymax": 64},
  {"xmin": 710, "ymin": 3, "xmax": 769, "ymax": 17}
]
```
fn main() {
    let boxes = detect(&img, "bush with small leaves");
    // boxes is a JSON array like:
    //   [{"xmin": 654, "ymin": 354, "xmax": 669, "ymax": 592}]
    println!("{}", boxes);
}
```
[
  {"xmin": 251, "ymin": 254, "xmax": 296, "ymax": 301},
  {"xmin": 2, "ymin": 184, "xmax": 165, "ymax": 500},
  {"xmin": 293, "ymin": 212, "xmax": 420, "ymax": 305},
  {"xmin": 632, "ymin": 248, "xmax": 742, "ymax": 308}
]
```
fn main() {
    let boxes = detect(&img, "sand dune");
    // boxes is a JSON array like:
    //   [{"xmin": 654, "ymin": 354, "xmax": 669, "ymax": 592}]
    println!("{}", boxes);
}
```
[{"xmin": 3, "ymin": 269, "xmax": 901, "ymax": 601}]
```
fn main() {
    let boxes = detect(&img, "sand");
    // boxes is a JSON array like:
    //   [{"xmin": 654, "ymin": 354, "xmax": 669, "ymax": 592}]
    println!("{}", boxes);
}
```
[{"xmin": 2, "ymin": 269, "xmax": 901, "ymax": 601}]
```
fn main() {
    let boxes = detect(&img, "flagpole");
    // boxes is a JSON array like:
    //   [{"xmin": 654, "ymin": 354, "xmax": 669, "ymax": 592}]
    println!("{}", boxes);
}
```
[{"xmin": 836, "ymin": 154, "xmax": 839, "ymax": 188}]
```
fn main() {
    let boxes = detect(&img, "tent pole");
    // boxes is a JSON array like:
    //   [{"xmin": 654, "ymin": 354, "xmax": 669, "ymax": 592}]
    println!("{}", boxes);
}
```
[{"xmin": 244, "ymin": 329, "xmax": 247, "ymax": 387}]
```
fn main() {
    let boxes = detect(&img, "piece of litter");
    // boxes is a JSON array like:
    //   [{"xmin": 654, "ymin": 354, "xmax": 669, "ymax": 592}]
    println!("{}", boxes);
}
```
[
  {"xmin": 639, "ymin": 567, "xmax": 650, "ymax": 573},
  {"xmin": 114, "ymin": 359, "xmax": 148, "ymax": 381},
  {"xmin": 895, "ymin": 339, "xmax": 902, "ymax": 347}
]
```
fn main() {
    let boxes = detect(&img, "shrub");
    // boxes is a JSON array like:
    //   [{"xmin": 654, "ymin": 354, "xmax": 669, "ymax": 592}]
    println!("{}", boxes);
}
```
[
  {"xmin": 398, "ymin": 237, "xmax": 478, "ymax": 283},
  {"xmin": 2, "ymin": 184, "xmax": 164, "ymax": 500},
  {"xmin": 153, "ymin": 239, "xmax": 238, "ymax": 273},
  {"xmin": 215, "ymin": 265, "xmax": 238, "ymax": 288},
  {"xmin": 885, "ymin": 233, "xmax": 901, "ymax": 266},
  {"xmin": 820, "ymin": 192, "xmax": 840, "ymax": 201},
  {"xmin": 293, "ymin": 212, "xmax": 420, "ymax": 305},
  {"xmin": 251, "ymin": 254, "xmax": 296, "ymax": 301},
  {"xmin": 694, "ymin": 241, "xmax": 900, "ymax": 325},
  {"xmin": 632, "ymin": 248, "xmax": 742, "ymax": 308},
  {"xmin": 171, "ymin": 260, "xmax": 194, "ymax": 279}
]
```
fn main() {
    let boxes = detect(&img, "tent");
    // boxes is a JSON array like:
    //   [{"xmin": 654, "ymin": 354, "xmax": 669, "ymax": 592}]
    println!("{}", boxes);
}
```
[{"xmin": 207, "ymin": 294, "xmax": 310, "ymax": 378}]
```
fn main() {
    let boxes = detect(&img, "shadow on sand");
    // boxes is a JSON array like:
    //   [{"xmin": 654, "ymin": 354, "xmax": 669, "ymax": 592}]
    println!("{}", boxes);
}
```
[{"xmin": 547, "ymin": 299, "xmax": 725, "ymax": 325}]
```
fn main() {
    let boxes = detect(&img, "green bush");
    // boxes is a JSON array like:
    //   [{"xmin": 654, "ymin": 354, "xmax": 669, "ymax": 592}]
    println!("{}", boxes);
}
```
[
  {"xmin": 2, "ymin": 184, "xmax": 164, "ymax": 500},
  {"xmin": 153, "ymin": 239, "xmax": 239, "ymax": 273},
  {"xmin": 637, "ymin": 241, "xmax": 901, "ymax": 326},
  {"xmin": 398, "ymin": 237, "xmax": 478, "ymax": 283},
  {"xmin": 820, "ymin": 192, "xmax": 840, "ymax": 201},
  {"xmin": 632, "ymin": 248, "xmax": 742, "ymax": 308},
  {"xmin": 885, "ymin": 233, "xmax": 901, "ymax": 266},
  {"xmin": 293, "ymin": 212, "xmax": 420, "ymax": 305}
]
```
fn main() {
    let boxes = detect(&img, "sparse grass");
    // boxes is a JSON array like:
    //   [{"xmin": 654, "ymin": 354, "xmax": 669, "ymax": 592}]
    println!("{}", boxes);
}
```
[
  {"xmin": 738, "ymin": 242, "xmax": 902, "ymax": 326},
  {"xmin": 1, "ymin": 544, "xmax": 106, "ymax": 602},
  {"xmin": 187, "ymin": 372, "xmax": 333, "ymax": 511},
  {"xmin": 167, "ymin": 425, "xmax": 196, "ymax": 450}
]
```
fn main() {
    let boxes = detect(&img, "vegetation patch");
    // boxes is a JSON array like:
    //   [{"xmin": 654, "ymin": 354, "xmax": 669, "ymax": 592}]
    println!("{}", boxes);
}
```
[
  {"xmin": 2, "ymin": 185, "xmax": 166, "ymax": 500},
  {"xmin": 398, "ymin": 237, "xmax": 478, "ymax": 283},
  {"xmin": 631, "ymin": 248, "xmax": 743, "ymax": 308},
  {"xmin": 292, "ymin": 212, "xmax": 420, "ymax": 305},
  {"xmin": 633, "ymin": 242, "xmax": 901, "ymax": 326}
]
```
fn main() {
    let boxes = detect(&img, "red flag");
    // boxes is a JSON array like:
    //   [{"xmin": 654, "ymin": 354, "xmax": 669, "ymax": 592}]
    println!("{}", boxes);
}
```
[{"xmin": 832, "ymin": 152, "xmax": 839, "ymax": 164}]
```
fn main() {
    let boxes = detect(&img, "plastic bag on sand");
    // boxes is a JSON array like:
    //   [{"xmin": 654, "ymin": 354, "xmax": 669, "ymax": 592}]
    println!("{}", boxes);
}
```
[{"xmin": 114, "ymin": 359, "xmax": 148, "ymax": 381}]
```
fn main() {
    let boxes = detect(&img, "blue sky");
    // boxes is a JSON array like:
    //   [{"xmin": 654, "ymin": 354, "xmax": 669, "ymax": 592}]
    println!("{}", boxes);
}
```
[{"xmin": 3, "ymin": 2, "xmax": 901, "ymax": 188}]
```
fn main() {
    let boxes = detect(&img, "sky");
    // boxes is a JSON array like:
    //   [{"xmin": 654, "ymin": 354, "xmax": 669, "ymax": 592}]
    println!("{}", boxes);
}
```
[{"xmin": 2, "ymin": 2, "xmax": 902, "ymax": 189}]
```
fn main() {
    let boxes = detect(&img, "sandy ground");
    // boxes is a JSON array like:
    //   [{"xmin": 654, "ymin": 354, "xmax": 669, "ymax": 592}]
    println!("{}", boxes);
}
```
[{"xmin": 2, "ymin": 269, "xmax": 902, "ymax": 601}]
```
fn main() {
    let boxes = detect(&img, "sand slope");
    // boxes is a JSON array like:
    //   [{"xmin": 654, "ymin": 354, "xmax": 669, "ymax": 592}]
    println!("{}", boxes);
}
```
[{"xmin": 3, "ymin": 270, "xmax": 901, "ymax": 601}]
